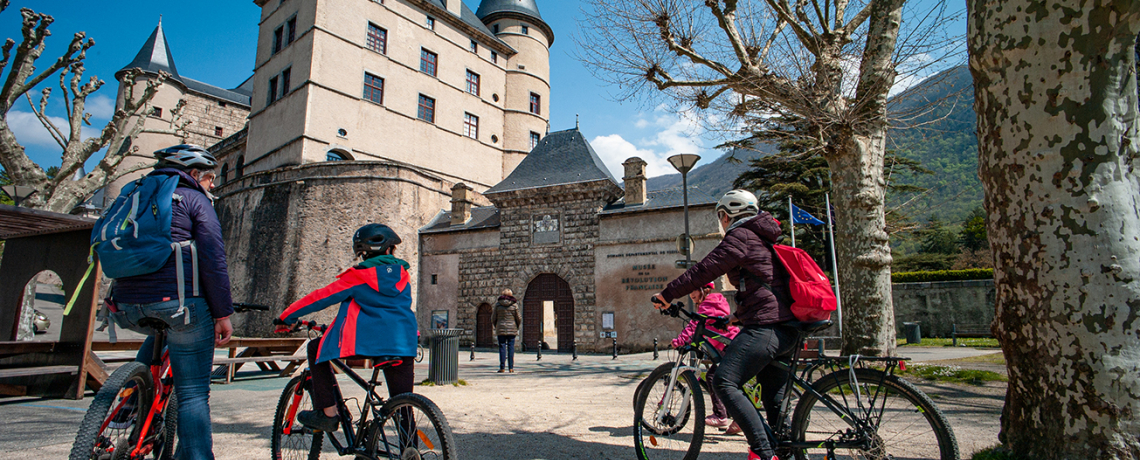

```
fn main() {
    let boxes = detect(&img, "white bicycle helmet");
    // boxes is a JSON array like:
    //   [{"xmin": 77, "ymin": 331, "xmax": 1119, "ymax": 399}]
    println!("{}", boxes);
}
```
[
  {"xmin": 154, "ymin": 144, "xmax": 217, "ymax": 170},
  {"xmin": 716, "ymin": 189, "xmax": 759, "ymax": 219}
]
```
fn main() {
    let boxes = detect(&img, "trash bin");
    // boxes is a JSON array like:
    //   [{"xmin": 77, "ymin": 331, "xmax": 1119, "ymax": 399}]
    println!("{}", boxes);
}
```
[
  {"xmin": 427, "ymin": 328, "xmax": 464, "ymax": 385},
  {"xmin": 903, "ymin": 322, "xmax": 922, "ymax": 344}
]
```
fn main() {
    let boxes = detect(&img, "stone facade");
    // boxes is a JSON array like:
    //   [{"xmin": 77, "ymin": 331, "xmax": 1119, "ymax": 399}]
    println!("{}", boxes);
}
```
[{"xmin": 892, "ymin": 279, "xmax": 996, "ymax": 338}]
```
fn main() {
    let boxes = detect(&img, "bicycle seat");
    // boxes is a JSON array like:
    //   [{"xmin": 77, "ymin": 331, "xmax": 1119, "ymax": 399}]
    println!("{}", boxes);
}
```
[
  {"xmin": 136, "ymin": 318, "xmax": 169, "ymax": 331},
  {"xmin": 787, "ymin": 320, "xmax": 833, "ymax": 334}
]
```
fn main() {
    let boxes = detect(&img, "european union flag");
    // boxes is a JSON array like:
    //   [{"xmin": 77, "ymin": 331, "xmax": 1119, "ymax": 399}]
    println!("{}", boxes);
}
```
[{"xmin": 792, "ymin": 204, "xmax": 825, "ymax": 226}]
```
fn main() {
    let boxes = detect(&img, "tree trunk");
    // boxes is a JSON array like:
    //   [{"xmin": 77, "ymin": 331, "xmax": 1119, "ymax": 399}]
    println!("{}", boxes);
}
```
[
  {"xmin": 829, "ymin": 128, "xmax": 895, "ymax": 356},
  {"xmin": 969, "ymin": 0, "xmax": 1140, "ymax": 457}
]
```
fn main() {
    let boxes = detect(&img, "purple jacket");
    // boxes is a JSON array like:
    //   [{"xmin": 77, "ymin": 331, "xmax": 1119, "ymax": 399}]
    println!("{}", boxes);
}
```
[
  {"xmin": 112, "ymin": 168, "xmax": 234, "ymax": 320},
  {"xmin": 661, "ymin": 213, "xmax": 795, "ymax": 326}
]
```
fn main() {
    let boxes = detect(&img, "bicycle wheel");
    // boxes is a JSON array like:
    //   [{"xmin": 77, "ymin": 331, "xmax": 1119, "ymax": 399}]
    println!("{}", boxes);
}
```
[
  {"xmin": 69, "ymin": 361, "xmax": 153, "ymax": 460},
  {"xmin": 790, "ymin": 368, "xmax": 959, "ymax": 460},
  {"xmin": 156, "ymin": 388, "xmax": 178, "ymax": 460},
  {"xmin": 271, "ymin": 375, "xmax": 323, "ymax": 460},
  {"xmin": 633, "ymin": 363, "xmax": 704, "ymax": 460},
  {"xmin": 371, "ymin": 393, "xmax": 455, "ymax": 460}
]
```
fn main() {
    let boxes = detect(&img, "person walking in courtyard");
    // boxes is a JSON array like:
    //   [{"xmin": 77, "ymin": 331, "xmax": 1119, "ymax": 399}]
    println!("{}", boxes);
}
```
[
  {"xmin": 492, "ymin": 288, "xmax": 522, "ymax": 373},
  {"xmin": 653, "ymin": 189, "xmax": 796, "ymax": 460},
  {"xmin": 670, "ymin": 282, "xmax": 739, "ymax": 429},
  {"xmin": 277, "ymin": 223, "xmax": 418, "ymax": 432}
]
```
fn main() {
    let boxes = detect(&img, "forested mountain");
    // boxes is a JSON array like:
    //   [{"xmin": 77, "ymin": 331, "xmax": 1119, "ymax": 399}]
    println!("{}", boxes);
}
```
[{"xmin": 647, "ymin": 64, "xmax": 980, "ymax": 223}]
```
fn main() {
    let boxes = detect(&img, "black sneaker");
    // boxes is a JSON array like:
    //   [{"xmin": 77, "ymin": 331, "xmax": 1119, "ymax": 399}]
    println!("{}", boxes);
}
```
[{"xmin": 297, "ymin": 410, "xmax": 339, "ymax": 432}]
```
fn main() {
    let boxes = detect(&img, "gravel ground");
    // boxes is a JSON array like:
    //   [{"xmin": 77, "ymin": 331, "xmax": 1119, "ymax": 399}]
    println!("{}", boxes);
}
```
[{"xmin": 9, "ymin": 349, "xmax": 1004, "ymax": 459}]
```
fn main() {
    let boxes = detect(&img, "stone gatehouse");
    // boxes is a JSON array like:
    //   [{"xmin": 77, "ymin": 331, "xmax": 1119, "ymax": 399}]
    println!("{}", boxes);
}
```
[{"xmin": 419, "ymin": 128, "xmax": 722, "ymax": 353}]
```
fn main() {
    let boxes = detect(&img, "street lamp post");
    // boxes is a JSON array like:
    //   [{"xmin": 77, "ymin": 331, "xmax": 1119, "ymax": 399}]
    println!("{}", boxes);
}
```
[
  {"xmin": 667, "ymin": 153, "xmax": 701, "ymax": 270},
  {"xmin": 0, "ymin": 185, "xmax": 38, "ymax": 207}
]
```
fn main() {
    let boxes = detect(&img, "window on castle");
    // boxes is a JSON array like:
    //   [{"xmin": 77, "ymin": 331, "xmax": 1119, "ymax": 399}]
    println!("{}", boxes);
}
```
[
  {"xmin": 529, "ymin": 93, "xmax": 541, "ymax": 115},
  {"xmin": 267, "ymin": 76, "xmax": 279, "ymax": 105},
  {"xmin": 417, "ymin": 94, "xmax": 435, "ymax": 123},
  {"xmin": 493, "ymin": 24, "xmax": 499, "ymax": 34},
  {"xmin": 491, "ymin": 51, "xmax": 498, "ymax": 64},
  {"xmin": 281, "ymin": 67, "xmax": 292, "ymax": 95},
  {"xmin": 363, "ymin": 73, "xmax": 384, "ymax": 104},
  {"xmin": 273, "ymin": 26, "xmax": 284, "ymax": 54},
  {"xmin": 530, "ymin": 131, "xmax": 541, "ymax": 150},
  {"xmin": 367, "ymin": 23, "xmax": 387, "ymax": 54},
  {"xmin": 426, "ymin": 16, "xmax": 435, "ymax": 30},
  {"xmin": 420, "ymin": 48, "xmax": 437, "ymax": 77},
  {"xmin": 470, "ymin": 40, "xmax": 478, "ymax": 53},
  {"xmin": 215, "ymin": 127, "xmax": 224, "ymax": 137},
  {"xmin": 327, "ymin": 150, "xmax": 349, "ymax": 161},
  {"xmin": 463, "ymin": 113, "xmax": 479, "ymax": 139},
  {"xmin": 431, "ymin": 274, "xmax": 437, "ymax": 285},
  {"xmin": 286, "ymin": 16, "xmax": 297, "ymax": 44},
  {"xmin": 235, "ymin": 156, "xmax": 245, "ymax": 178},
  {"xmin": 151, "ymin": 107, "xmax": 163, "ymax": 118},
  {"xmin": 466, "ymin": 70, "xmax": 480, "ymax": 96},
  {"xmin": 521, "ymin": 25, "xmax": 529, "ymax": 35},
  {"xmin": 220, "ymin": 163, "xmax": 229, "ymax": 185}
]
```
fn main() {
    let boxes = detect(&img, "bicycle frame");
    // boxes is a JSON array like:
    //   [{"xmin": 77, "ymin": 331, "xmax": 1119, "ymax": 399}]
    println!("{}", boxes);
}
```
[{"xmin": 105, "ymin": 327, "xmax": 175, "ymax": 459}]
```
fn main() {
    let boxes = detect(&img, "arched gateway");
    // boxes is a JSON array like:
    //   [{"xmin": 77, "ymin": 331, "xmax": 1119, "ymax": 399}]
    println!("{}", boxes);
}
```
[
  {"xmin": 522, "ymin": 274, "xmax": 574, "ymax": 352},
  {"xmin": 475, "ymin": 303, "xmax": 494, "ymax": 348}
]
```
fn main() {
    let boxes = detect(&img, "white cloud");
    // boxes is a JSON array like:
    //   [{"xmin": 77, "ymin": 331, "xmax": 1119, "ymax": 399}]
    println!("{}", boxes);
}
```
[
  {"xmin": 8, "ymin": 110, "xmax": 100, "ymax": 148},
  {"xmin": 591, "ymin": 108, "xmax": 713, "ymax": 180},
  {"xmin": 84, "ymin": 94, "xmax": 116, "ymax": 121}
]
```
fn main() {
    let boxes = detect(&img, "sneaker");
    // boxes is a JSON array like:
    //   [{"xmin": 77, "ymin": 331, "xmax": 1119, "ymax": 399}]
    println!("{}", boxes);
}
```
[
  {"xmin": 725, "ymin": 421, "xmax": 742, "ymax": 435},
  {"xmin": 498, "ymin": 369, "xmax": 506, "ymax": 373},
  {"xmin": 297, "ymin": 410, "xmax": 339, "ymax": 432},
  {"xmin": 509, "ymin": 369, "xmax": 515, "ymax": 373},
  {"xmin": 705, "ymin": 415, "xmax": 730, "ymax": 428},
  {"xmin": 107, "ymin": 390, "xmax": 138, "ymax": 430},
  {"xmin": 746, "ymin": 451, "xmax": 777, "ymax": 460}
]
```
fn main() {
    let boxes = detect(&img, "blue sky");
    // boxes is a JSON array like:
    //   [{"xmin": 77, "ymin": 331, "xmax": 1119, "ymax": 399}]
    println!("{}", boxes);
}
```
[{"xmin": 3, "ymin": 0, "xmax": 965, "ymax": 181}]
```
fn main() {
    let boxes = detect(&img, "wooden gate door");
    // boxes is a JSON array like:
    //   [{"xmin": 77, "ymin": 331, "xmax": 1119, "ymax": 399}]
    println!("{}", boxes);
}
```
[
  {"xmin": 523, "ymin": 274, "xmax": 574, "ymax": 351},
  {"xmin": 475, "ymin": 303, "xmax": 493, "ymax": 348}
]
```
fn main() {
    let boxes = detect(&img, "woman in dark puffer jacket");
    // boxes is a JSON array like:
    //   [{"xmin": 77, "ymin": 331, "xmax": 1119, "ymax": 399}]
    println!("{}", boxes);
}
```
[
  {"xmin": 491, "ymin": 289, "xmax": 522, "ymax": 373},
  {"xmin": 653, "ymin": 190, "xmax": 796, "ymax": 460}
]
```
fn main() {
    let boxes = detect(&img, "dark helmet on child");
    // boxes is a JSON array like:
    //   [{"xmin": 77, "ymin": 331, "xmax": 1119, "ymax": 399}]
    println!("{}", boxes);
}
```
[
  {"xmin": 154, "ymin": 144, "xmax": 217, "ymax": 170},
  {"xmin": 353, "ymin": 223, "xmax": 401, "ymax": 258}
]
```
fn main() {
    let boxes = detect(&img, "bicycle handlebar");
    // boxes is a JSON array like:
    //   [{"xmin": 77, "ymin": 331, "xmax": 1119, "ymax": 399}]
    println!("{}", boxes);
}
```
[
  {"xmin": 655, "ymin": 299, "xmax": 731, "ymax": 329},
  {"xmin": 233, "ymin": 303, "xmax": 271, "ymax": 313},
  {"xmin": 273, "ymin": 318, "xmax": 327, "ymax": 334}
]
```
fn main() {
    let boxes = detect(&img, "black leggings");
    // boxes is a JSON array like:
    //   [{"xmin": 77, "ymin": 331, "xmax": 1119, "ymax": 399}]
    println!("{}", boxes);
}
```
[
  {"xmin": 712, "ymin": 324, "xmax": 798, "ymax": 457},
  {"xmin": 307, "ymin": 339, "xmax": 415, "ymax": 410}
]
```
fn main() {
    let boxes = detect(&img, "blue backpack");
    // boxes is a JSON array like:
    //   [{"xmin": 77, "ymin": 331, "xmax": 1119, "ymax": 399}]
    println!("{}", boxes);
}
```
[{"xmin": 92, "ymin": 174, "xmax": 183, "ymax": 278}]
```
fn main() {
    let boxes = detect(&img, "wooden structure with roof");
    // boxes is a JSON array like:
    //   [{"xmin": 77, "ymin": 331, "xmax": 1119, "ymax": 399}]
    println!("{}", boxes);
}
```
[{"xmin": 0, "ymin": 204, "xmax": 106, "ymax": 399}]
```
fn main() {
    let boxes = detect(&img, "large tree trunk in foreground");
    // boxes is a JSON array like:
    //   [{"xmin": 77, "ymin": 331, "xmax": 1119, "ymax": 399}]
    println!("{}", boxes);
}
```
[{"xmin": 969, "ymin": 0, "xmax": 1140, "ymax": 457}]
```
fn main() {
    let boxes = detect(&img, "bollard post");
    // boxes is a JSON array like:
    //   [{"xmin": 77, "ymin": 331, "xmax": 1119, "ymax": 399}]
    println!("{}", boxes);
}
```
[
  {"xmin": 537, "ymin": 341, "xmax": 543, "ymax": 361},
  {"xmin": 653, "ymin": 338, "xmax": 659, "ymax": 360},
  {"xmin": 612, "ymin": 338, "xmax": 618, "ymax": 360},
  {"xmin": 572, "ymin": 341, "xmax": 578, "ymax": 362},
  {"xmin": 470, "ymin": 342, "xmax": 475, "ymax": 361}
]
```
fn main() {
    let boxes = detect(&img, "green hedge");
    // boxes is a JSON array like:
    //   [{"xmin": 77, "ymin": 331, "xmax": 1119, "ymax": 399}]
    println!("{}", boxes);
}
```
[{"xmin": 891, "ymin": 268, "xmax": 993, "ymax": 283}]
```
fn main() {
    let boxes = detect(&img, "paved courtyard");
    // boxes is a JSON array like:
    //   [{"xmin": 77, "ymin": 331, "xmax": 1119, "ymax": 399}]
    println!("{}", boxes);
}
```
[{"xmin": 5, "ymin": 347, "xmax": 1003, "ymax": 459}]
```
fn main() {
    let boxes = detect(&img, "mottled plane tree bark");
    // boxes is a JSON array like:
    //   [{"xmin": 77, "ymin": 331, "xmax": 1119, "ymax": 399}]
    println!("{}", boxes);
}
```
[
  {"xmin": 968, "ymin": 0, "xmax": 1140, "ymax": 458},
  {"xmin": 579, "ymin": 0, "xmax": 959, "ymax": 354},
  {"xmin": 0, "ymin": 3, "xmax": 187, "ymax": 214}
]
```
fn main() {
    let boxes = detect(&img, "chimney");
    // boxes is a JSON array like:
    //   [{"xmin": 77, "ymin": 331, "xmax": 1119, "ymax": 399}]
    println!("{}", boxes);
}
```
[
  {"xmin": 443, "ymin": 0, "xmax": 462, "ymax": 16},
  {"xmin": 450, "ymin": 183, "xmax": 474, "ymax": 226},
  {"xmin": 622, "ymin": 157, "xmax": 648, "ymax": 206}
]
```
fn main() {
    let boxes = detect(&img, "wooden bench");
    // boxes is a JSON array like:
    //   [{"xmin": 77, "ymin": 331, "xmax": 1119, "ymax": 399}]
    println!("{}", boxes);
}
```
[
  {"xmin": 210, "ymin": 338, "xmax": 308, "ymax": 384},
  {"xmin": 952, "ymin": 323, "xmax": 993, "ymax": 346}
]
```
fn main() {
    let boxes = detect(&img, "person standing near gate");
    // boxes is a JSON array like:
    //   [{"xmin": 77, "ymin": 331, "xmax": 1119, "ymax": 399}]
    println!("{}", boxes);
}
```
[{"xmin": 491, "ymin": 289, "xmax": 521, "ymax": 373}]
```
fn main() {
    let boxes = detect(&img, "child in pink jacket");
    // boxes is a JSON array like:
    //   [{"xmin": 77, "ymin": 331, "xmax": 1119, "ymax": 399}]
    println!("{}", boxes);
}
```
[{"xmin": 671, "ymin": 282, "xmax": 739, "ymax": 428}]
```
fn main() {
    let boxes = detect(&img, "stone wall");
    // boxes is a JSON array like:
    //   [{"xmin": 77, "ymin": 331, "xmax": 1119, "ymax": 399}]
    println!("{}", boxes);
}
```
[
  {"xmin": 891, "ymin": 279, "xmax": 995, "ymax": 338},
  {"xmin": 214, "ymin": 160, "xmax": 455, "ymax": 336},
  {"xmin": 180, "ymin": 92, "xmax": 249, "ymax": 145}
]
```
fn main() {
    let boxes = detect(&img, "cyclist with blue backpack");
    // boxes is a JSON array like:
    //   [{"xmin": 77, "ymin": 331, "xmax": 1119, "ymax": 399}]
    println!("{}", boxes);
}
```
[
  {"xmin": 652, "ymin": 189, "xmax": 797, "ymax": 460},
  {"xmin": 101, "ymin": 144, "xmax": 233, "ymax": 460}
]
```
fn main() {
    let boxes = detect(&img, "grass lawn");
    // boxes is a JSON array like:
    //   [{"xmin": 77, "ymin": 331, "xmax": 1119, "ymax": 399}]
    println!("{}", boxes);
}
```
[{"xmin": 896, "ymin": 337, "xmax": 1000, "ymax": 348}]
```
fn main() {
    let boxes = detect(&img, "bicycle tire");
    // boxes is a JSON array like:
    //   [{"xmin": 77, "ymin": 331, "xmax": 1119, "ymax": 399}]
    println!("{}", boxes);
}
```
[
  {"xmin": 790, "ymin": 368, "xmax": 959, "ymax": 460},
  {"xmin": 416, "ymin": 345, "xmax": 425, "ymax": 363},
  {"xmin": 633, "ymin": 363, "xmax": 704, "ymax": 460},
  {"xmin": 372, "ymin": 393, "xmax": 456, "ymax": 460},
  {"xmin": 157, "ymin": 388, "xmax": 178, "ymax": 460},
  {"xmin": 271, "ymin": 375, "xmax": 323, "ymax": 460},
  {"xmin": 69, "ymin": 361, "xmax": 153, "ymax": 460}
]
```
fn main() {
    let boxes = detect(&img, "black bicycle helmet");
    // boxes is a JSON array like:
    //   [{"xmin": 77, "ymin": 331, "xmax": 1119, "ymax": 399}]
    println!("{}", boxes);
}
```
[
  {"xmin": 353, "ymin": 223, "xmax": 401, "ymax": 257},
  {"xmin": 154, "ymin": 144, "xmax": 217, "ymax": 170}
]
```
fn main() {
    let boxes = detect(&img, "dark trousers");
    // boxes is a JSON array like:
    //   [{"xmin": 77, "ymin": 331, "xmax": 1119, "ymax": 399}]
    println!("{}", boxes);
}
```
[
  {"xmin": 497, "ymin": 335, "xmax": 516, "ymax": 370},
  {"xmin": 705, "ymin": 365, "xmax": 727, "ymax": 418},
  {"xmin": 712, "ymin": 324, "xmax": 798, "ymax": 457},
  {"xmin": 307, "ymin": 339, "xmax": 415, "ymax": 410}
]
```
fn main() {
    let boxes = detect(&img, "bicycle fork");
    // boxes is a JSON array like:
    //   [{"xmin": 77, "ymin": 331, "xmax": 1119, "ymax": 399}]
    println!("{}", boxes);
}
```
[{"xmin": 656, "ymin": 356, "xmax": 695, "ymax": 426}]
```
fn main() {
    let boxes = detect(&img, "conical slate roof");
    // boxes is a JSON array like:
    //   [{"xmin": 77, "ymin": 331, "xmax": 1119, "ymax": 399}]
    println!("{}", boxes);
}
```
[
  {"xmin": 485, "ymin": 128, "xmax": 618, "ymax": 195},
  {"xmin": 476, "ymin": 0, "xmax": 543, "ymax": 21},
  {"xmin": 116, "ymin": 21, "xmax": 181, "ymax": 82}
]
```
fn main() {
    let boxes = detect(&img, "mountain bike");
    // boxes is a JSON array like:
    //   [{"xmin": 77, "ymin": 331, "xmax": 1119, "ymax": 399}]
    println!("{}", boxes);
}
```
[
  {"xmin": 270, "ymin": 319, "xmax": 455, "ymax": 460},
  {"xmin": 634, "ymin": 300, "xmax": 958, "ymax": 460},
  {"xmin": 69, "ymin": 303, "xmax": 268, "ymax": 460}
]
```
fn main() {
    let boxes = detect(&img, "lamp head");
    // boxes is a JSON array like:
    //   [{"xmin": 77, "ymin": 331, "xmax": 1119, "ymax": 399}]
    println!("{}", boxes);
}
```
[{"xmin": 667, "ymin": 154, "xmax": 701, "ymax": 174}]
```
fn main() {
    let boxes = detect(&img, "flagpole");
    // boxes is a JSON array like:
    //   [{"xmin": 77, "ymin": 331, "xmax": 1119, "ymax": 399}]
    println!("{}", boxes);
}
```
[
  {"xmin": 789, "ymin": 196, "xmax": 796, "ymax": 248},
  {"xmin": 826, "ymin": 193, "xmax": 842, "ymax": 336}
]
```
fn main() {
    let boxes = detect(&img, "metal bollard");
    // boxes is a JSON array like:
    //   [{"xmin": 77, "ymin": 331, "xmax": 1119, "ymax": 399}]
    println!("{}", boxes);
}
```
[
  {"xmin": 572, "ymin": 341, "xmax": 578, "ymax": 362},
  {"xmin": 612, "ymin": 338, "xmax": 618, "ymax": 359},
  {"xmin": 653, "ymin": 338, "xmax": 659, "ymax": 360},
  {"xmin": 537, "ymin": 341, "xmax": 543, "ymax": 361},
  {"xmin": 470, "ymin": 342, "xmax": 475, "ymax": 361}
]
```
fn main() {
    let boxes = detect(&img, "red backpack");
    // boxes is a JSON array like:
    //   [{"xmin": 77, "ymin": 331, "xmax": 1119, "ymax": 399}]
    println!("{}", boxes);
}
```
[{"xmin": 771, "ymin": 244, "xmax": 837, "ymax": 322}]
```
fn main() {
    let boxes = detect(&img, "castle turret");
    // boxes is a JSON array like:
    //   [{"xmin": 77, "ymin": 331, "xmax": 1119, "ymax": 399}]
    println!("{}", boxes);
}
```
[{"xmin": 477, "ymin": 0, "xmax": 553, "ymax": 177}]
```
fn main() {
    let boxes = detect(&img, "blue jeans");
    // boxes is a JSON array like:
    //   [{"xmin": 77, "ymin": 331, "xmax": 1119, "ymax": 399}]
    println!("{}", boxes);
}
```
[
  {"xmin": 118, "ymin": 298, "xmax": 216, "ymax": 460},
  {"xmin": 712, "ymin": 324, "xmax": 798, "ymax": 458},
  {"xmin": 498, "ymin": 335, "xmax": 516, "ymax": 370}
]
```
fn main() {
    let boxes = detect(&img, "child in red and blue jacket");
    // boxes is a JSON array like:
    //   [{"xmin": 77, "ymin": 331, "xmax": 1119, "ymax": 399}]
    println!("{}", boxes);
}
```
[{"xmin": 278, "ymin": 223, "xmax": 417, "ymax": 432}]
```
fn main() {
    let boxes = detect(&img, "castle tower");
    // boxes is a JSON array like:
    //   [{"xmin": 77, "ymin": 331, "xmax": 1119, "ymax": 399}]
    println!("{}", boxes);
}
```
[{"xmin": 476, "ymin": 0, "xmax": 553, "ymax": 176}]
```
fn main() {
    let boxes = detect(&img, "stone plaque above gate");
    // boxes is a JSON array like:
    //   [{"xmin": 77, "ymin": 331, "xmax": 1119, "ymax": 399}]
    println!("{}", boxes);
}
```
[{"xmin": 532, "ymin": 214, "xmax": 560, "ymax": 245}]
